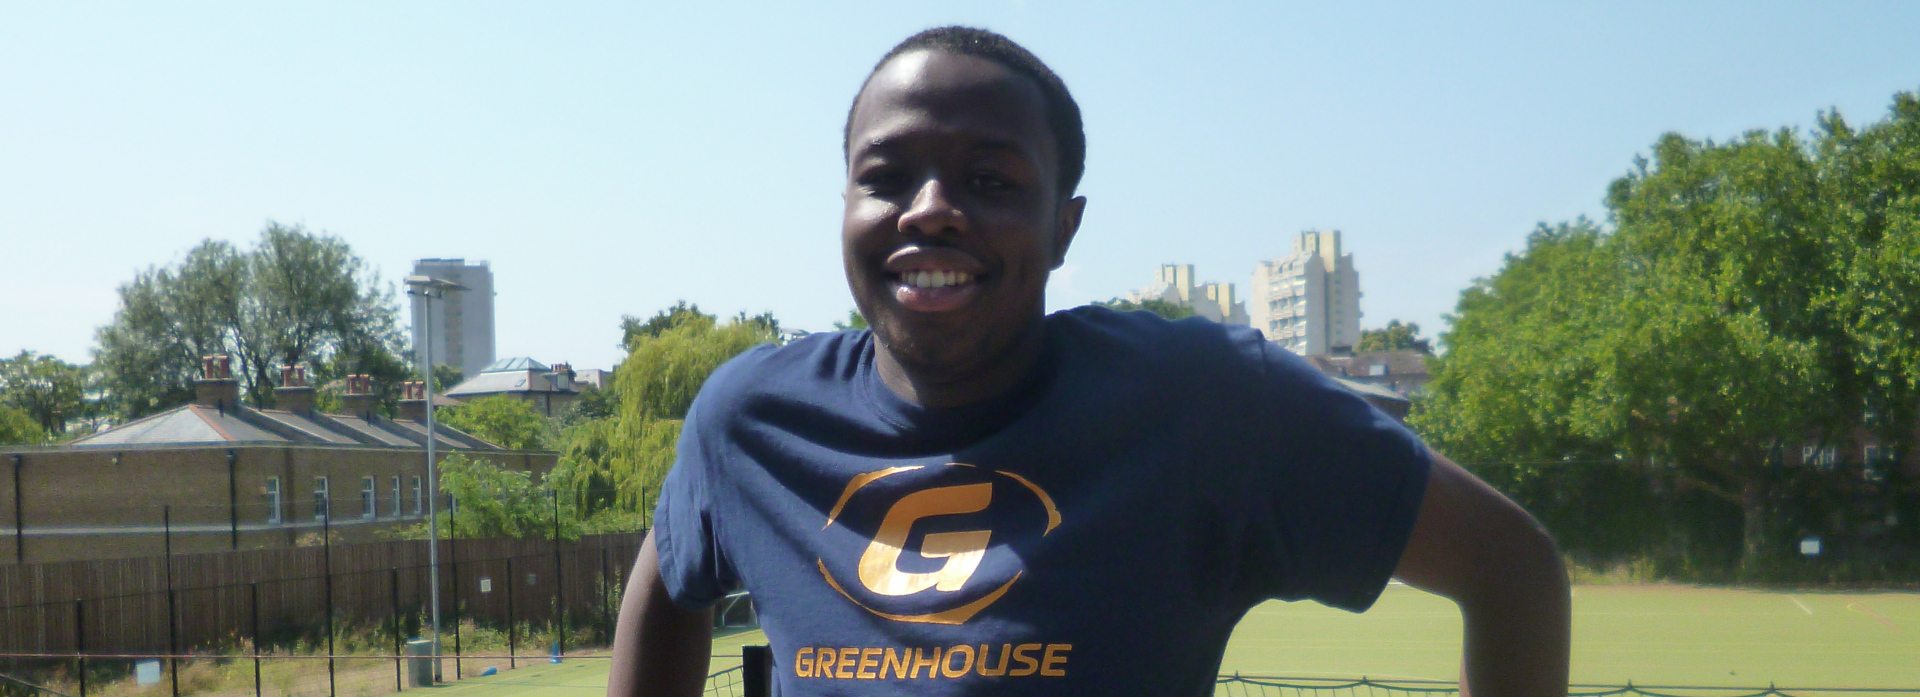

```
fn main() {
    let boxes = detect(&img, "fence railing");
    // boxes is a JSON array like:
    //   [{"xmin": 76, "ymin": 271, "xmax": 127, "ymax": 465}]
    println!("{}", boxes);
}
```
[{"xmin": 0, "ymin": 526, "xmax": 647, "ymax": 697}]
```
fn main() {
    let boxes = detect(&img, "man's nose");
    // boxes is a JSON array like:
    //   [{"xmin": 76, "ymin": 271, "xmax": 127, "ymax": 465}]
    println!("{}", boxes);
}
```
[{"xmin": 898, "ymin": 178, "xmax": 967, "ymax": 237}]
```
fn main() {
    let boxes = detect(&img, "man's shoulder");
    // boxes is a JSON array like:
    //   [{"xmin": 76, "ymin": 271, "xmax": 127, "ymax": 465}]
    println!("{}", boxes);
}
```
[
  {"xmin": 1051, "ymin": 305, "xmax": 1272, "ymax": 374},
  {"xmin": 692, "ymin": 330, "xmax": 865, "ymax": 412}
]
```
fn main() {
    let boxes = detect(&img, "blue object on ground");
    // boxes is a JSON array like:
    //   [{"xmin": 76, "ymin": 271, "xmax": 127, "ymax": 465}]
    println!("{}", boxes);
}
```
[
  {"xmin": 550, "ymin": 641, "xmax": 563, "ymax": 664},
  {"xmin": 479, "ymin": 666, "xmax": 498, "ymax": 677},
  {"xmin": 135, "ymin": 660, "xmax": 162, "ymax": 686}
]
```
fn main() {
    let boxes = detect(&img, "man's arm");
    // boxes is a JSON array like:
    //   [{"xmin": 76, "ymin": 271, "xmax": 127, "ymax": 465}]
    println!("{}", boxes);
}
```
[
  {"xmin": 1392, "ymin": 452, "xmax": 1571, "ymax": 696},
  {"xmin": 607, "ymin": 529, "xmax": 714, "ymax": 697}
]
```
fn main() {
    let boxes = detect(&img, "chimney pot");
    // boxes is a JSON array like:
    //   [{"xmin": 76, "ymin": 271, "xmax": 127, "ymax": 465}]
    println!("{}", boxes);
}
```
[
  {"xmin": 194, "ymin": 353, "xmax": 241, "ymax": 410},
  {"xmin": 339, "ymin": 374, "xmax": 378, "ymax": 420}
]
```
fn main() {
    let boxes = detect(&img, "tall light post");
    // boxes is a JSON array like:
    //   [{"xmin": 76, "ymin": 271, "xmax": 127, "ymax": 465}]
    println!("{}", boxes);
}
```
[{"xmin": 405, "ymin": 274, "xmax": 467, "ymax": 675}]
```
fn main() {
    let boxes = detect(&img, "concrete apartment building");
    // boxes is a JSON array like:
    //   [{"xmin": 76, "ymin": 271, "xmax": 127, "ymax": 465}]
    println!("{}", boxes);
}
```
[
  {"xmin": 1249, "ymin": 230, "xmax": 1362, "ymax": 356},
  {"xmin": 0, "ymin": 358, "xmax": 554, "ymax": 564},
  {"xmin": 410, "ymin": 258, "xmax": 496, "ymax": 379},
  {"xmin": 1125, "ymin": 264, "xmax": 1250, "ymax": 325}
]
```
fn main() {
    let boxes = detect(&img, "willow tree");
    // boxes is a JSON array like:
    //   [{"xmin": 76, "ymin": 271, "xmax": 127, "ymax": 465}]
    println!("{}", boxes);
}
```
[{"xmin": 554, "ymin": 306, "xmax": 779, "ymax": 526}]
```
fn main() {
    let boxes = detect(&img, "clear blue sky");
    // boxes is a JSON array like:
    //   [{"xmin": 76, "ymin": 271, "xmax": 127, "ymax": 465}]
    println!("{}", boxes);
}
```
[{"xmin": 4, "ymin": 1, "xmax": 1917, "ymax": 372}]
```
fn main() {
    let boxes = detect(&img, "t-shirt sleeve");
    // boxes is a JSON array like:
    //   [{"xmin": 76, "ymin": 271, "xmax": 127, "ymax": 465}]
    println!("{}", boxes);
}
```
[
  {"xmin": 650, "ymin": 395, "xmax": 736, "ymax": 610},
  {"xmin": 1233, "ymin": 338, "xmax": 1432, "ymax": 612}
]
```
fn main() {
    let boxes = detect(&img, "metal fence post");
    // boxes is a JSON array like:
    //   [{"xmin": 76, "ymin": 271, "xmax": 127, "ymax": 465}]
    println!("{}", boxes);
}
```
[
  {"xmin": 391, "ymin": 568, "xmax": 403, "ymax": 692},
  {"xmin": 164, "ymin": 506, "xmax": 179, "ymax": 697},
  {"xmin": 551, "ymin": 491, "xmax": 564, "ymax": 656},
  {"xmin": 250, "ymin": 581, "xmax": 262, "ymax": 697},
  {"xmin": 74, "ymin": 600, "xmax": 86, "ymax": 697},
  {"xmin": 505, "ymin": 557, "xmax": 516, "ymax": 670},
  {"xmin": 446, "ymin": 494, "xmax": 462, "ymax": 680},
  {"xmin": 324, "ymin": 512, "xmax": 335, "ymax": 697}
]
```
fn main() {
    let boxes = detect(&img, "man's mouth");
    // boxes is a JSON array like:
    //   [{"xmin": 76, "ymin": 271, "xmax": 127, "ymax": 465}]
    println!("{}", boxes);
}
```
[{"xmin": 890, "ymin": 268, "xmax": 982, "ymax": 313}]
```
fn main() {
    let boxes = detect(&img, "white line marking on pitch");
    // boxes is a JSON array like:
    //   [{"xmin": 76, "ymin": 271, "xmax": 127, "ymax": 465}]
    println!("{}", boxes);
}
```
[{"xmin": 1790, "ymin": 597, "xmax": 1814, "ymax": 615}]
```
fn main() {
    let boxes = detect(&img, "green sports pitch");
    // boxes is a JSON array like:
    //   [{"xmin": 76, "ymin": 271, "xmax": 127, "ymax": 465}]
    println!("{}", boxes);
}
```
[{"xmin": 422, "ymin": 585, "xmax": 1917, "ymax": 697}]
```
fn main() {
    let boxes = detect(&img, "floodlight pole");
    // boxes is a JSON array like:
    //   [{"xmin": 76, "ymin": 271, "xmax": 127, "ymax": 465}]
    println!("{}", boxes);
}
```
[{"xmin": 406, "ymin": 275, "xmax": 467, "ymax": 678}]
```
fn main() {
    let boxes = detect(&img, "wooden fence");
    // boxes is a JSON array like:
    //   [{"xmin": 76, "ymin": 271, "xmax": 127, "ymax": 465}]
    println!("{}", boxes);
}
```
[{"xmin": 0, "ymin": 532, "xmax": 646, "ymax": 655}]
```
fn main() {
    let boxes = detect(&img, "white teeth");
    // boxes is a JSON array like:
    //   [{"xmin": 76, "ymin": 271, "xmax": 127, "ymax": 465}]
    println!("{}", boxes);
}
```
[{"xmin": 901, "ymin": 270, "xmax": 975, "ymax": 288}]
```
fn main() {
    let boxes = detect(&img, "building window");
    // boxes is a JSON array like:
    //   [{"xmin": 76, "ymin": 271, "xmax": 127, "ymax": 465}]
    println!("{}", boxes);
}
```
[
  {"xmin": 412, "ymin": 476, "xmax": 424, "ymax": 516},
  {"xmin": 1367, "ymin": 363, "xmax": 1388, "ymax": 377},
  {"xmin": 391, "ymin": 476, "xmax": 402, "ymax": 517},
  {"xmin": 264, "ymin": 477, "xmax": 282, "ymax": 525},
  {"xmin": 314, "ymin": 477, "xmax": 330, "ymax": 522},
  {"xmin": 1865, "ymin": 445, "xmax": 1881, "ymax": 464},
  {"xmin": 361, "ymin": 477, "xmax": 376, "ymax": 519}
]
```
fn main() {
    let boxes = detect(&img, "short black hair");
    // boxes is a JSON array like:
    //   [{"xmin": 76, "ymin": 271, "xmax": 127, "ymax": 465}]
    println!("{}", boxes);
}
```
[{"xmin": 844, "ymin": 26, "xmax": 1086, "ymax": 196}]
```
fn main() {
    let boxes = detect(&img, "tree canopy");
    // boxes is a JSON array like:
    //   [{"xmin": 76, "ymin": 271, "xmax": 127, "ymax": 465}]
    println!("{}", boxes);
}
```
[
  {"xmin": 92, "ymin": 223, "xmax": 405, "ymax": 419},
  {"xmin": 1414, "ymin": 90, "xmax": 1920, "ymax": 578},
  {"xmin": 1357, "ymin": 320, "xmax": 1432, "ymax": 354},
  {"xmin": 0, "ymin": 351, "xmax": 90, "ymax": 436},
  {"xmin": 437, "ymin": 395, "xmax": 556, "ymax": 451},
  {"xmin": 0, "ymin": 405, "xmax": 46, "ymax": 446},
  {"xmin": 550, "ymin": 304, "xmax": 780, "ymax": 530}
]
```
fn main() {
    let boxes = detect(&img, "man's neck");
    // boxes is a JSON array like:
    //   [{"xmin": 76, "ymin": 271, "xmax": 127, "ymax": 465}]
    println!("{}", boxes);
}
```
[{"xmin": 873, "ymin": 319, "xmax": 1047, "ymax": 410}]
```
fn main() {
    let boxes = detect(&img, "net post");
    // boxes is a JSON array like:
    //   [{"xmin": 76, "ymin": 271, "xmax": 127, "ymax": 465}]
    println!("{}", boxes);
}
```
[
  {"xmin": 73, "ymin": 600, "xmax": 85, "ymax": 697},
  {"xmin": 250, "ymin": 581, "xmax": 262, "ymax": 697},
  {"xmin": 164, "ymin": 505, "xmax": 179, "ymax": 697},
  {"xmin": 742, "ymin": 645, "xmax": 771, "ymax": 697},
  {"xmin": 392, "ymin": 567, "xmax": 404, "ymax": 691}
]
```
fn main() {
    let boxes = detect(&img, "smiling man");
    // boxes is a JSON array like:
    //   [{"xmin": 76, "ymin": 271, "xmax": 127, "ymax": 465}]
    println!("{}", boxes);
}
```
[{"xmin": 608, "ymin": 27, "xmax": 1570, "ymax": 697}]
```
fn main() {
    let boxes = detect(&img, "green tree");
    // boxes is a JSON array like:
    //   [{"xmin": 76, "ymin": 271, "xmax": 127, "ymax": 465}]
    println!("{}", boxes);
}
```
[
  {"xmin": 832, "ymin": 308, "xmax": 869, "ymax": 330},
  {"xmin": 561, "ymin": 383, "xmax": 616, "ymax": 426},
  {"xmin": 0, "ymin": 405, "xmax": 46, "ymax": 445},
  {"xmin": 436, "ymin": 395, "xmax": 556, "ymax": 451},
  {"xmin": 619, "ymin": 301, "xmax": 716, "ymax": 351},
  {"xmin": 93, "ymin": 223, "xmax": 405, "ymax": 418},
  {"xmin": 405, "ymin": 453, "xmax": 579, "ymax": 541},
  {"xmin": 431, "ymin": 365, "xmax": 465, "ymax": 393},
  {"xmin": 552, "ymin": 307, "xmax": 778, "ymax": 525},
  {"xmin": 1418, "ymin": 91, "xmax": 1920, "ymax": 576},
  {"xmin": 0, "ymin": 351, "xmax": 87, "ymax": 435},
  {"xmin": 1357, "ymin": 320, "xmax": 1432, "ymax": 354},
  {"xmin": 1093, "ymin": 297, "xmax": 1195, "ymax": 320}
]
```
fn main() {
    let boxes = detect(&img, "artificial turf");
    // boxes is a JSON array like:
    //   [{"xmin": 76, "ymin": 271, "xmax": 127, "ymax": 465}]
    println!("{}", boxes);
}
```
[{"xmin": 421, "ymin": 585, "xmax": 1918, "ymax": 696}]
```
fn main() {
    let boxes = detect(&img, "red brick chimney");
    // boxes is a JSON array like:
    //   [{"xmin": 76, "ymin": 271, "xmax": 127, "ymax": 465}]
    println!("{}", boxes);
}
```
[
  {"xmin": 397, "ymin": 381, "xmax": 428, "ymax": 422},
  {"xmin": 340, "ymin": 374, "xmax": 377, "ymax": 420},
  {"xmin": 194, "ymin": 355, "xmax": 241, "ymax": 412},
  {"xmin": 275, "ymin": 365, "xmax": 315, "ymax": 415}
]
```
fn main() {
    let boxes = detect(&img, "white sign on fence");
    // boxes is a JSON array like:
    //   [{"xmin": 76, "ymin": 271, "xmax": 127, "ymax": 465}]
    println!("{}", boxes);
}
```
[{"xmin": 479, "ymin": 576, "xmax": 492, "ymax": 593}]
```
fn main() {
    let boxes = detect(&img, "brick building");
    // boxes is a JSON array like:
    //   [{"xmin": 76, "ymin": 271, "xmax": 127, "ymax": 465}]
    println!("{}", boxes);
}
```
[{"xmin": 0, "ymin": 358, "xmax": 555, "ymax": 564}]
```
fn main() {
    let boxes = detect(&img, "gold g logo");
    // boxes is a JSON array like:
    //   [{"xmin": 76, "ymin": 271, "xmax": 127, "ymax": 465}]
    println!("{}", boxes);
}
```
[{"xmin": 817, "ymin": 464, "xmax": 1060, "ymax": 625}]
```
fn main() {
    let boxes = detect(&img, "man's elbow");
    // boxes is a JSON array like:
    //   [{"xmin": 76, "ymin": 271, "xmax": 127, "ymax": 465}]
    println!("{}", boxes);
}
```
[{"xmin": 1464, "ymin": 511, "xmax": 1568, "ymax": 610}]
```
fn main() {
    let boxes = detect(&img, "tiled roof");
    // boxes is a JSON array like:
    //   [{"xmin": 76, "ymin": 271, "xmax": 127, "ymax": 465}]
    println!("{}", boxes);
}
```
[{"xmin": 65, "ymin": 403, "xmax": 506, "ymax": 451}]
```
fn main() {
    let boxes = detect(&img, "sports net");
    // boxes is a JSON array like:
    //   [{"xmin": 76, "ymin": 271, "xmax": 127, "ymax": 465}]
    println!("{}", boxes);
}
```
[{"xmin": 1212, "ymin": 676, "xmax": 1920, "ymax": 697}]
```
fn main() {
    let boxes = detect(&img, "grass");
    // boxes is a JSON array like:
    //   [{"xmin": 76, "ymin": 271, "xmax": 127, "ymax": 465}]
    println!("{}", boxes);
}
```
[
  {"xmin": 367, "ymin": 585, "xmax": 1920, "ymax": 696},
  {"xmin": 1224, "ymin": 584, "xmax": 1917, "ymax": 687}
]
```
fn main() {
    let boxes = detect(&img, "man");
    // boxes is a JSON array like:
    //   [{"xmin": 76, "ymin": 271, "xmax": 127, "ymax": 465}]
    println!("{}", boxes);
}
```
[{"xmin": 609, "ymin": 27, "xmax": 1569, "ymax": 696}]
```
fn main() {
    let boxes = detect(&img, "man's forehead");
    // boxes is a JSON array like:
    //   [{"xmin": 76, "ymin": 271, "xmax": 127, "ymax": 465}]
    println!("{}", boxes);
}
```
[{"xmin": 848, "ymin": 51, "xmax": 1054, "ymax": 157}]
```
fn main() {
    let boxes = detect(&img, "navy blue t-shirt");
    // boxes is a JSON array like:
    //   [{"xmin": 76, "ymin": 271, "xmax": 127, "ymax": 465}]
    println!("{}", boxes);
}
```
[{"xmin": 653, "ymin": 306, "xmax": 1431, "ymax": 696}]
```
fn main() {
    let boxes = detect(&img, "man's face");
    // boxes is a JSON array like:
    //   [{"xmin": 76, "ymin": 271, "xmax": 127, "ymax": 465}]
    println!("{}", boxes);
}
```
[{"xmin": 842, "ymin": 50, "xmax": 1085, "ymax": 376}]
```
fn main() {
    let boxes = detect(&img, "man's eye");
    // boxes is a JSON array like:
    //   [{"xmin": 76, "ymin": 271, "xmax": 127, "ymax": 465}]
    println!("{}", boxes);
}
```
[
  {"xmin": 970, "ymin": 173, "xmax": 1012, "ymax": 191},
  {"xmin": 860, "ymin": 171, "xmax": 909, "ymax": 194}
]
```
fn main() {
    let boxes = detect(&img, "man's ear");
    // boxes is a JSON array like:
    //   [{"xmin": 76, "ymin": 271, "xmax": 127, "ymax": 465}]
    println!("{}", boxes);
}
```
[{"xmin": 1051, "ymin": 196, "xmax": 1087, "ymax": 270}]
